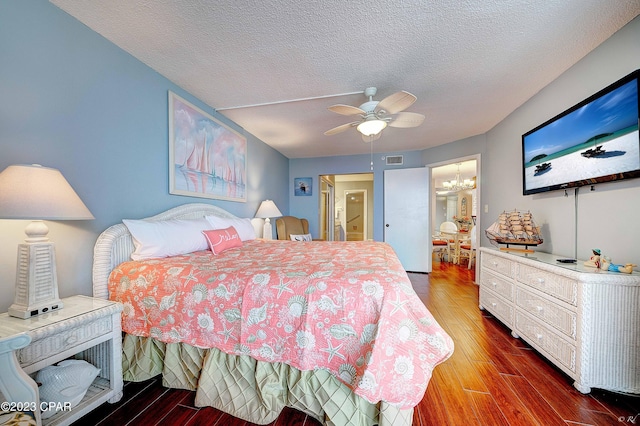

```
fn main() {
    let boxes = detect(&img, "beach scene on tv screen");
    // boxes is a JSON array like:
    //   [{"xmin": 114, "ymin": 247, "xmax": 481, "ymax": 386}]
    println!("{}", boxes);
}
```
[{"xmin": 524, "ymin": 79, "xmax": 639, "ymax": 192}]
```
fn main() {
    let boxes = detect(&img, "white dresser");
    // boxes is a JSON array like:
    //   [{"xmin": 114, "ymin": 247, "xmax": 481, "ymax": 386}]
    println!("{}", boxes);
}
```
[{"xmin": 478, "ymin": 247, "xmax": 640, "ymax": 394}]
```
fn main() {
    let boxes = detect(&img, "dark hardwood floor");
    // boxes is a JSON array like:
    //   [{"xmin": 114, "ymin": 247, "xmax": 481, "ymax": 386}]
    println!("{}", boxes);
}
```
[{"xmin": 74, "ymin": 261, "xmax": 640, "ymax": 425}]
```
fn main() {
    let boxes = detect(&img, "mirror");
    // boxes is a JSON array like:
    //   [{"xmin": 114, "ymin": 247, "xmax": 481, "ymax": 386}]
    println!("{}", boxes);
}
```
[{"xmin": 435, "ymin": 189, "xmax": 473, "ymax": 232}]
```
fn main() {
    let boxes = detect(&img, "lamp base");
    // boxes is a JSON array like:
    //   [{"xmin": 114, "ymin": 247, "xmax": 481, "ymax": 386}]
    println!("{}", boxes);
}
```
[
  {"xmin": 263, "ymin": 218, "xmax": 273, "ymax": 240},
  {"xmin": 9, "ymin": 300, "xmax": 63, "ymax": 319},
  {"xmin": 9, "ymin": 240, "xmax": 63, "ymax": 319}
]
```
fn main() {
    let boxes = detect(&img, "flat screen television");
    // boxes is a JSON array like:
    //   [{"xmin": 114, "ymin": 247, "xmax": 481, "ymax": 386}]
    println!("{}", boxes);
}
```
[{"xmin": 522, "ymin": 69, "xmax": 640, "ymax": 195}]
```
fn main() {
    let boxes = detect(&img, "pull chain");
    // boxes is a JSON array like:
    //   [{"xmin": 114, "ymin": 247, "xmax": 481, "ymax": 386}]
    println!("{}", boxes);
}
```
[{"xmin": 370, "ymin": 136, "xmax": 374, "ymax": 171}]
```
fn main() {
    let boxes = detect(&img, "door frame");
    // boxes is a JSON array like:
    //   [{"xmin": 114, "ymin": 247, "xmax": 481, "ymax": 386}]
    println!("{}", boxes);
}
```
[
  {"xmin": 319, "ymin": 176, "xmax": 335, "ymax": 240},
  {"xmin": 427, "ymin": 153, "xmax": 481, "ymax": 279}
]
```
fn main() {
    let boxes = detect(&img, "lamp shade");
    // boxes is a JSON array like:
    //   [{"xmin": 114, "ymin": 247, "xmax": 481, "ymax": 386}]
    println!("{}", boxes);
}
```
[
  {"xmin": 357, "ymin": 119, "xmax": 387, "ymax": 136},
  {"xmin": 255, "ymin": 200, "xmax": 282, "ymax": 218},
  {"xmin": 0, "ymin": 164, "xmax": 94, "ymax": 220}
]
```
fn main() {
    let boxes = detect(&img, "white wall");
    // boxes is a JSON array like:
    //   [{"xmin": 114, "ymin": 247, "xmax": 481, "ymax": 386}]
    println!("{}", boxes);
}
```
[{"xmin": 483, "ymin": 16, "xmax": 640, "ymax": 262}]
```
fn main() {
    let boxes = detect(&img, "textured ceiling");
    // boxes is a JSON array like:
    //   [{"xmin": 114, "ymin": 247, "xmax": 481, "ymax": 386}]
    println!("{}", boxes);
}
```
[{"xmin": 51, "ymin": 0, "xmax": 640, "ymax": 158}]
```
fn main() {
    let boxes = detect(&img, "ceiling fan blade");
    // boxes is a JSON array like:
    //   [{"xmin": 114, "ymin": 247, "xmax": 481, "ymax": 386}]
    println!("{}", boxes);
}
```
[
  {"xmin": 362, "ymin": 132, "xmax": 381, "ymax": 143},
  {"xmin": 376, "ymin": 91, "xmax": 417, "ymax": 114},
  {"xmin": 324, "ymin": 121, "xmax": 360, "ymax": 136},
  {"xmin": 388, "ymin": 112, "xmax": 425, "ymax": 128},
  {"xmin": 328, "ymin": 104, "xmax": 366, "ymax": 116}
]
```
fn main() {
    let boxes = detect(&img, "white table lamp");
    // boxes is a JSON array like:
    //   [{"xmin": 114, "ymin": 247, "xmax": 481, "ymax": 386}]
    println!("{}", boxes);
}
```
[
  {"xmin": 0, "ymin": 164, "xmax": 94, "ymax": 319},
  {"xmin": 255, "ymin": 200, "xmax": 282, "ymax": 240}
]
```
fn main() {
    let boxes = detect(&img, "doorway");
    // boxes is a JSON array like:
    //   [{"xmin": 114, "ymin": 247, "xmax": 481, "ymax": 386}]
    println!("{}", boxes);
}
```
[
  {"xmin": 318, "ymin": 173, "xmax": 373, "ymax": 241},
  {"xmin": 344, "ymin": 189, "xmax": 367, "ymax": 241},
  {"xmin": 429, "ymin": 156, "xmax": 480, "ymax": 274}
]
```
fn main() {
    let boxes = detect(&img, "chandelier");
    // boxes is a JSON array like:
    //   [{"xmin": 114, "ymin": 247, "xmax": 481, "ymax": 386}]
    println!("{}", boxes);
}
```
[{"xmin": 442, "ymin": 163, "xmax": 475, "ymax": 191}]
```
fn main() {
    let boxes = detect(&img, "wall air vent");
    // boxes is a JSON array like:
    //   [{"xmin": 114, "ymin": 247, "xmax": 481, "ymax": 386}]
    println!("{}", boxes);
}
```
[{"xmin": 385, "ymin": 155, "xmax": 403, "ymax": 166}]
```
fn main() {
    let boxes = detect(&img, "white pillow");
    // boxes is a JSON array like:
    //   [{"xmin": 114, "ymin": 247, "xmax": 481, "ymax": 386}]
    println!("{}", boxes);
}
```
[
  {"xmin": 205, "ymin": 216, "xmax": 256, "ymax": 241},
  {"xmin": 290, "ymin": 233, "xmax": 313, "ymax": 241},
  {"xmin": 123, "ymin": 218, "xmax": 211, "ymax": 260}
]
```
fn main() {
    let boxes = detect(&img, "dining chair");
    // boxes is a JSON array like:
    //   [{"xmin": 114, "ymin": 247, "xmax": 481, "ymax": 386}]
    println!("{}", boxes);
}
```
[
  {"xmin": 459, "ymin": 226, "xmax": 477, "ymax": 269},
  {"xmin": 432, "ymin": 238, "xmax": 448, "ymax": 262},
  {"xmin": 434, "ymin": 221, "xmax": 458, "ymax": 262}
]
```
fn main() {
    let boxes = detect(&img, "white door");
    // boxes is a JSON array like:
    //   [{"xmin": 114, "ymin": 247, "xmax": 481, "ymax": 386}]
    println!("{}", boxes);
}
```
[{"xmin": 384, "ymin": 167, "xmax": 430, "ymax": 272}]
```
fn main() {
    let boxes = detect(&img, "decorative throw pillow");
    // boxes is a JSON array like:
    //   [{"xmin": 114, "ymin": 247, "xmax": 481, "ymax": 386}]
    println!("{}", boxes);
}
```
[
  {"xmin": 205, "ymin": 216, "xmax": 256, "ymax": 241},
  {"xmin": 202, "ymin": 227, "xmax": 243, "ymax": 254},
  {"xmin": 290, "ymin": 233, "xmax": 313, "ymax": 241},
  {"xmin": 122, "ymin": 218, "xmax": 211, "ymax": 260}
]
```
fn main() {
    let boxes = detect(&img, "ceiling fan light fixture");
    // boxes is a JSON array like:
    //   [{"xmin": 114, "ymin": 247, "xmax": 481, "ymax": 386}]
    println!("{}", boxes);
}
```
[
  {"xmin": 357, "ymin": 119, "xmax": 387, "ymax": 136},
  {"xmin": 325, "ymin": 87, "xmax": 422, "ymax": 138}
]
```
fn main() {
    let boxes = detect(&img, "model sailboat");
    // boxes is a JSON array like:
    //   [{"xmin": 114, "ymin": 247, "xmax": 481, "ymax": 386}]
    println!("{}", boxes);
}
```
[{"xmin": 485, "ymin": 209, "xmax": 543, "ymax": 251}]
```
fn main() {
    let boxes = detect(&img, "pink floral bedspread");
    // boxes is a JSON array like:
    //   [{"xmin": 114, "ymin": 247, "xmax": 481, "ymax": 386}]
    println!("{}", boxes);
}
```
[{"xmin": 109, "ymin": 240, "xmax": 454, "ymax": 408}]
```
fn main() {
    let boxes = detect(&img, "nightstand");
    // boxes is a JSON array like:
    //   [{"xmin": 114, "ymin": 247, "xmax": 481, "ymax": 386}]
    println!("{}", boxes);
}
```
[{"xmin": 0, "ymin": 296, "xmax": 123, "ymax": 425}]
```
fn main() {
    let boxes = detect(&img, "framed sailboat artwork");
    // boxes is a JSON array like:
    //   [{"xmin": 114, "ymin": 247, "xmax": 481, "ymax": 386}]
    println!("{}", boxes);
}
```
[{"xmin": 169, "ymin": 91, "xmax": 247, "ymax": 202}]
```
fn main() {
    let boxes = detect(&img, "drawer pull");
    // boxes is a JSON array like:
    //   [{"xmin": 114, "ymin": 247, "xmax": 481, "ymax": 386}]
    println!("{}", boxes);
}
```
[
  {"xmin": 491, "ymin": 282, "xmax": 497, "ymax": 288},
  {"xmin": 535, "ymin": 306, "xmax": 544, "ymax": 313},
  {"xmin": 492, "ymin": 261, "xmax": 498, "ymax": 267},
  {"xmin": 491, "ymin": 302, "xmax": 497, "ymax": 307},
  {"xmin": 536, "ymin": 333, "xmax": 544, "ymax": 340},
  {"xmin": 537, "ymin": 278, "xmax": 545, "ymax": 284}
]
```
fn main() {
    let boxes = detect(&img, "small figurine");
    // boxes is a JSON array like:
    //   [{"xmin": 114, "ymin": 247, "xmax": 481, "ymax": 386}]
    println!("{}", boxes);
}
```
[
  {"xmin": 583, "ymin": 248, "xmax": 601, "ymax": 268},
  {"xmin": 616, "ymin": 264, "xmax": 637, "ymax": 273},
  {"xmin": 600, "ymin": 256, "xmax": 637, "ymax": 274}
]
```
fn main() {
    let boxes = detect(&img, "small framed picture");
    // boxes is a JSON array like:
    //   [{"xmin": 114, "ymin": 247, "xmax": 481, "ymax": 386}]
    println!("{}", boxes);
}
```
[{"xmin": 294, "ymin": 177, "xmax": 312, "ymax": 196}]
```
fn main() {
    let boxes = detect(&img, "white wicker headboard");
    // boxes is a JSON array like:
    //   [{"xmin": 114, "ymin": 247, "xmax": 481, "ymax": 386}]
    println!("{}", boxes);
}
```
[{"xmin": 92, "ymin": 203, "xmax": 239, "ymax": 299}]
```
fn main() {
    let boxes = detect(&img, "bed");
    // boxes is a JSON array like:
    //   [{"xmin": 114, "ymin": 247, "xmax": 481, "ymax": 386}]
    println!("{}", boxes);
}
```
[{"xmin": 92, "ymin": 203, "xmax": 454, "ymax": 425}]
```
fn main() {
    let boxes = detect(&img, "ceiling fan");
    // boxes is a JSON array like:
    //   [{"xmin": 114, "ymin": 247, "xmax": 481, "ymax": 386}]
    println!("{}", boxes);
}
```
[{"xmin": 324, "ymin": 87, "xmax": 425, "ymax": 141}]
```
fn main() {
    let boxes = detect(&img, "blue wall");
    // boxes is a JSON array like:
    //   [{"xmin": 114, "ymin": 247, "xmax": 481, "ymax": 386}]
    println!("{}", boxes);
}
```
[
  {"xmin": 289, "ymin": 150, "xmax": 426, "ymax": 241},
  {"xmin": 0, "ymin": 1, "xmax": 288, "ymax": 309}
]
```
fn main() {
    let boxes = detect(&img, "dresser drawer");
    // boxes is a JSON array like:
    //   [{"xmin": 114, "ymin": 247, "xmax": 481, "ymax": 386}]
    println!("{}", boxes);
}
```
[
  {"xmin": 482, "ymin": 253, "xmax": 514, "ymax": 278},
  {"xmin": 516, "ymin": 287, "xmax": 576, "ymax": 340},
  {"xmin": 18, "ymin": 315, "xmax": 113, "ymax": 368},
  {"xmin": 515, "ymin": 311, "xmax": 576, "ymax": 374},
  {"xmin": 480, "ymin": 289, "xmax": 514, "ymax": 326},
  {"xmin": 480, "ymin": 270, "xmax": 514, "ymax": 301},
  {"xmin": 516, "ymin": 264, "xmax": 578, "ymax": 306}
]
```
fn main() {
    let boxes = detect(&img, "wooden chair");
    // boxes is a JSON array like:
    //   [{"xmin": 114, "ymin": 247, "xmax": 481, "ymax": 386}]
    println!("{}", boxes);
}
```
[{"xmin": 276, "ymin": 216, "xmax": 310, "ymax": 240}]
